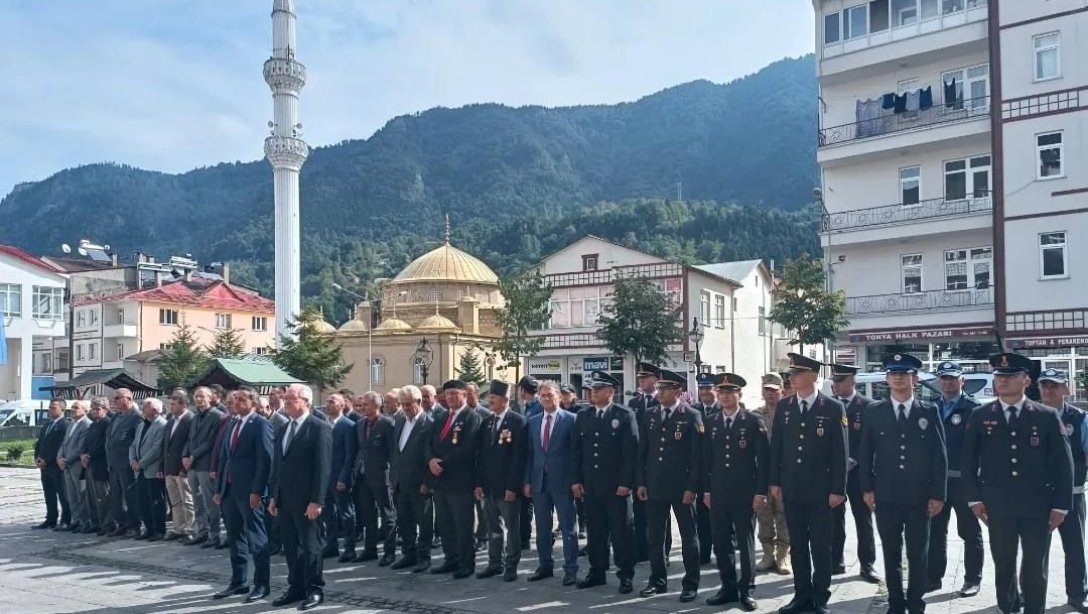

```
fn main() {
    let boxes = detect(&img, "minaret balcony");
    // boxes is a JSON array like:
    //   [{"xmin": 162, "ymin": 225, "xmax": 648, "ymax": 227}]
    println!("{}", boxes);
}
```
[
  {"xmin": 265, "ymin": 135, "xmax": 309, "ymax": 170},
  {"xmin": 264, "ymin": 57, "xmax": 306, "ymax": 92}
]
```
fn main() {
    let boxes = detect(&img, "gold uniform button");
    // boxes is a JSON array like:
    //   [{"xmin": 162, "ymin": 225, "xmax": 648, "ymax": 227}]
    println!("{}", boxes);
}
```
[
  {"xmin": 797, "ymin": 446, "xmax": 803, "ymax": 451},
  {"xmin": 899, "ymin": 465, "xmax": 905, "ymax": 470},
  {"xmin": 1011, "ymin": 444, "xmax": 1018, "ymax": 450},
  {"xmin": 1011, "ymin": 458, "xmax": 1018, "ymax": 464},
  {"xmin": 796, "ymin": 459, "xmax": 802, "ymax": 464},
  {"xmin": 900, "ymin": 445, "xmax": 906, "ymax": 450},
  {"xmin": 1012, "ymin": 471, "xmax": 1018, "ymax": 477}
]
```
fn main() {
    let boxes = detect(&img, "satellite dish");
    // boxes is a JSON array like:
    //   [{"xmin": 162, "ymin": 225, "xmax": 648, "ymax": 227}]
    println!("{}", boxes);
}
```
[
  {"xmin": 61, "ymin": 244, "xmax": 71, "ymax": 254},
  {"xmin": 103, "ymin": 244, "xmax": 110, "ymax": 251},
  {"xmin": 77, "ymin": 247, "xmax": 88, "ymax": 256},
  {"xmin": 267, "ymin": 121, "xmax": 275, "ymax": 128}
]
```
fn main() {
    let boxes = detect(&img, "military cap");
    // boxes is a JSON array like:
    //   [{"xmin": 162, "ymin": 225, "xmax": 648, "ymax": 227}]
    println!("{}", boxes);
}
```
[
  {"xmin": 989, "ymin": 352, "xmax": 1033, "ymax": 375},
  {"xmin": 559, "ymin": 383, "xmax": 576, "ymax": 395},
  {"xmin": 1038, "ymin": 368, "xmax": 1069, "ymax": 384},
  {"xmin": 656, "ymin": 369, "xmax": 685, "ymax": 389},
  {"xmin": 714, "ymin": 373, "xmax": 747, "ymax": 391},
  {"xmin": 761, "ymin": 372, "xmax": 784, "ymax": 390},
  {"xmin": 935, "ymin": 361, "xmax": 963, "ymax": 377},
  {"xmin": 787, "ymin": 352, "xmax": 821, "ymax": 373},
  {"xmin": 517, "ymin": 375, "xmax": 539, "ymax": 394},
  {"xmin": 488, "ymin": 379, "xmax": 510, "ymax": 397},
  {"xmin": 636, "ymin": 362, "xmax": 660, "ymax": 378},
  {"xmin": 829, "ymin": 363, "xmax": 860, "ymax": 379},
  {"xmin": 586, "ymin": 370, "xmax": 619, "ymax": 388},
  {"xmin": 696, "ymin": 373, "xmax": 716, "ymax": 389},
  {"xmin": 442, "ymin": 379, "xmax": 467, "ymax": 391},
  {"xmin": 883, "ymin": 353, "xmax": 923, "ymax": 373}
]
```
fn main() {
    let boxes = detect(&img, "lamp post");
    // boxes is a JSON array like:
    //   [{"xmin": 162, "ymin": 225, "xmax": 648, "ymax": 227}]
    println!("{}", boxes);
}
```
[
  {"xmin": 331, "ymin": 282, "xmax": 373, "ymax": 389},
  {"xmin": 414, "ymin": 337, "xmax": 433, "ymax": 386},
  {"xmin": 483, "ymin": 351, "xmax": 497, "ymax": 381},
  {"xmin": 688, "ymin": 317, "xmax": 704, "ymax": 376}
]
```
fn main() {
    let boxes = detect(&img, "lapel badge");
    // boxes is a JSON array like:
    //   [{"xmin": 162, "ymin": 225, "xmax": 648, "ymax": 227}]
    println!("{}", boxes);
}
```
[
  {"xmin": 1030, "ymin": 435, "xmax": 1040, "ymax": 447},
  {"xmin": 674, "ymin": 431, "xmax": 682, "ymax": 441},
  {"xmin": 951, "ymin": 414, "xmax": 962, "ymax": 426},
  {"xmin": 452, "ymin": 434, "xmax": 459, "ymax": 445},
  {"xmin": 611, "ymin": 418, "xmax": 620, "ymax": 429},
  {"xmin": 917, "ymin": 417, "xmax": 928, "ymax": 430},
  {"xmin": 816, "ymin": 427, "xmax": 825, "ymax": 437},
  {"xmin": 739, "ymin": 438, "xmax": 748, "ymax": 449}
]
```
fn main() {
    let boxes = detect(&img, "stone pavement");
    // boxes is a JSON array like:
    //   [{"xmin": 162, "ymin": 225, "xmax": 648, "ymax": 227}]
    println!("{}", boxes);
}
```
[{"xmin": 0, "ymin": 466, "xmax": 1072, "ymax": 613}]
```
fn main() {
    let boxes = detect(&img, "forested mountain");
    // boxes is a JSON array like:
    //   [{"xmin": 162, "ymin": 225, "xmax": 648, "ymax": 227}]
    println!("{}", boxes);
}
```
[{"xmin": 0, "ymin": 55, "xmax": 819, "ymax": 322}]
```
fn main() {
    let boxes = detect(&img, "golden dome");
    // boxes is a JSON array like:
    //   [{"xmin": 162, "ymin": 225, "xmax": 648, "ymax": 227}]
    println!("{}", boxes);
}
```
[
  {"xmin": 417, "ymin": 313, "xmax": 460, "ymax": 332},
  {"xmin": 393, "ymin": 242, "xmax": 499, "ymax": 285},
  {"xmin": 374, "ymin": 317, "xmax": 413, "ymax": 333},
  {"xmin": 337, "ymin": 318, "xmax": 368, "ymax": 333},
  {"xmin": 312, "ymin": 318, "xmax": 336, "ymax": 334}
]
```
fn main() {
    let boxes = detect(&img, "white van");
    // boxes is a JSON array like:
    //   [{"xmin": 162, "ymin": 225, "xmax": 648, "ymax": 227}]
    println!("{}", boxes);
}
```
[{"xmin": 821, "ymin": 371, "xmax": 943, "ymax": 403}]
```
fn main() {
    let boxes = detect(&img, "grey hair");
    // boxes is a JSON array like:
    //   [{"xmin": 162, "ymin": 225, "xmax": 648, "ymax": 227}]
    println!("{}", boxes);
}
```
[
  {"xmin": 288, "ymin": 383, "xmax": 313, "ymax": 404},
  {"xmin": 362, "ymin": 391, "xmax": 382, "ymax": 406},
  {"xmin": 170, "ymin": 389, "xmax": 190, "ymax": 405},
  {"xmin": 400, "ymin": 385, "xmax": 422, "ymax": 402},
  {"xmin": 258, "ymin": 395, "xmax": 270, "ymax": 407},
  {"xmin": 71, "ymin": 400, "xmax": 87, "ymax": 413},
  {"xmin": 91, "ymin": 396, "xmax": 111, "ymax": 410},
  {"xmin": 142, "ymin": 398, "xmax": 164, "ymax": 413},
  {"xmin": 539, "ymin": 381, "xmax": 561, "ymax": 394},
  {"xmin": 421, "ymin": 385, "xmax": 437, "ymax": 396}
]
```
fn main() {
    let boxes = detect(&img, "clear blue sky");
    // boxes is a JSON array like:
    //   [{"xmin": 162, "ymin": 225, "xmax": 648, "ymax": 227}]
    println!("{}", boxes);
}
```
[{"xmin": 0, "ymin": 0, "xmax": 814, "ymax": 197}]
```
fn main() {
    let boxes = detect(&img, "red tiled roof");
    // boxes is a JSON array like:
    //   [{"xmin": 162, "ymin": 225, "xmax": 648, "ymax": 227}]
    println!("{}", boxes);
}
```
[
  {"xmin": 0, "ymin": 245, "xmax": 65, "ymax": 275},
  {"xmin": 75, "ymin": 279, "xmax": 274, "ymax": 313}
]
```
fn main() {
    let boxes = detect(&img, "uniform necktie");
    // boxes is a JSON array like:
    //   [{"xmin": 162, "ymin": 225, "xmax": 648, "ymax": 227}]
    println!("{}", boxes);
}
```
[
  {"xmin": 283, "ymin": 419, "xmax": 298, "ymax": 453},
  {"xmin": 229, "ymin": 419, "xmax": 242, "ymax": 451},
  {"xmin": 1008, "ymin": 406, "xmax": 1019, "ymax": 430},
  {"xmin": 725, "ymin": 416, "xmax": 733, "ymax": 433},
  {"xmin": 898, "ymin": 404, "xmax": 908, "ymax": 427},
  {"xmin": 494, "ymin": 414, "xmax": 502, "ymax": 435},
  {"xmin": 663, "ymin": 407, "xmax": 671, "ymax": 422},
  {"xmin": 597, "ymin": 409, "xmax": 604, "ymax": 421},
  {"xmin": 800, "ymin": 400, "xmax": 808, "ymax": 416},
  {"xmin": 543, "ymin": 413, "xmax": 553, "ymax": 451}
]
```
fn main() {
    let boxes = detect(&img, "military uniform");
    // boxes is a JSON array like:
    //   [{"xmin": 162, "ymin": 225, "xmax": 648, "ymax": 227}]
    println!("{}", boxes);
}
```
[
  {"xmin": 962, "ymin": 353, "xmax": 1074, "ymax": 614},
  {"xmin": 752, "ymin": 372, "xmax": 790, "ymax": 574},
  {"xmin": 628, "ymin": 362, "xmax": 661, "ymax": 564},
  {"xmin": 829, "ymin": 364, "xmax": 878, "ymax": 580}
]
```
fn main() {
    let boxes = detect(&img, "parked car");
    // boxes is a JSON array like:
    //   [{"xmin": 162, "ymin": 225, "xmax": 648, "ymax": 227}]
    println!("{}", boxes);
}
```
[
  {"xmin": 962, "ymin": 372, "xmax": 997, "ymax": 404},
  {"xmin": 821, "ymin": 371, "xmax": 942, "ymax": 403}
]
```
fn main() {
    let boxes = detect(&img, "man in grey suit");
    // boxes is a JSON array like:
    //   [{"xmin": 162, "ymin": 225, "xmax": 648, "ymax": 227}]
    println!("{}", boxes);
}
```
[
  {"xmin": 106, "ymin": 388, "xmax": 142, "ymax": 537},
  {"xmin": 182, "ymin": 386, "xmax": 227, "ymax": 546},
  {"xmin": 58, "ymin": 400, "xmax": 92, "ymax": 532},
  {"xmin": 130, "ymin": 398, "xmax": 168, "ymax": 540}
]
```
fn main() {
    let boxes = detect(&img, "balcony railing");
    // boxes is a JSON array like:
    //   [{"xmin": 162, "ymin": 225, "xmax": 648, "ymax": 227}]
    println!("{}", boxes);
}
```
[
  {"xmin": 847, "ymin": 287, "xmax": 994, "ymax": 316},
  {"xmin": 543, "ymin": 262, "xmax": 684, "ymax": 288},
  {"xmin": 823, "ymin": 195, "xmax": 992, "ymax": 233},
  {"xmin": 819, "ymin": 95, "xmax": 990, "ymax": 147},
  {"xmin": 531, "ymin": 333, "xmax": 604, "ymax": 350},
  {"xmin": 822, "ymin": 0, "xmax": 988, "ymax": 60}
]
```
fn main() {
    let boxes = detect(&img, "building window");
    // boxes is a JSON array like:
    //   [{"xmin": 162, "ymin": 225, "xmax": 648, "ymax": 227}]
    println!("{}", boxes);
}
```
[
  {"xmin": 844, "ymin": 4, "xmax": 868, "ymax": 40},
  {"xmin": 1033, "ymin": 32, "xmax": 1061, "ymax": 81},
  {"xmin": 76, "ymin": 344, "xmax": 84, "ymax": 361},
  {"xmin": 1037, "ymin": 132, "xmax": 1064, "ymax": 179},
  {"xmin": 116, "ymin": 342, "xmax": 125, "ymax": 361},
  {"xmin": 89, "ymin": 309, "xmax": 98, "ymax": 325},
  {"xmin": 941, "ymin": 64, "xmax": 989, "ymax": 108},
  {"xmin": 1040, "ymin": 232, "xmax": 1068, "ymax": 279},
  {"xmin": 758, "ymin": 306, "xmax": 767, "ymax": 336},
  {"xmin": 159, "ymin": 308, "xmax": 178, "ymax": 325},
  {"xmin": 581, "ymin": 254, "xmax": 599, "ymax": 272},
  {"xmin": 900, "ymin": 166, "xmax": 921, "ymax": 205},
  {"xmin": 700, "ymin": 291, "xmax": 711, "ymax": 327},
  {"xmin": 412, "ymin": 356, "xmax": 426, "ymax": 385},
  {"xmin": 371, "ymin": 357, "xmax": 385, "ymax": 385},
  {"xmin": 55, "ymin": 351, "xmax": 68, "ymax": 372},
  {"xmin": 41, "ymin": 353, "xmax": 52, "ymax": 373},
  {"xmin": 944, "ymin": 155, "xmax": 991, "ymax": 200},
  {"xmin": 252, "ymin": 316, "xmax": 267, "ymax": 331},
  {"xmin": 215, "ymin": 313, "xmax": 232, "ymax": 330},
  {"xmin": 253, "ymin": 346, "xmax": 268, "ymax": 356},
  {"xmin": 76, "ymin": 310, "xmax": 87, "ymax": 328},
  {"xmin": 117, "ymin": 308, "xmax": 125, "ymax": 324},
  {"xmin": 944, "ymin": 247, "xmax": 992, "ymax": 290},
  {"xmin": 159, "ymin": 343, "xmax": 170, "ymax": 350},
  {"xmin": 32, "ymin": 286, "xmax": 64, "ymax": 320},
  {"xmin": 88, "ymin": 343, "xmax": 97, "ymax": 361},
  {"xmin": 714, "ymin": 295, "xmax": 726, "ymax": 329},
  {"xmin": 824, "ymin": 12, "xmax": 841, "ymax": 44},
  {"xmin": 901, "ymin": 254, "xmax": 923, "ymax": 294},
  {"xmin": 0, "ymin": 283, "xmax": 20, "ymax": 317}
]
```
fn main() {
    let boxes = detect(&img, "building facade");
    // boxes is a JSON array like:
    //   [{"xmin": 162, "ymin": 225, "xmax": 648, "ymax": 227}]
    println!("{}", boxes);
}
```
[{"xmin": 0, "ymin": 246, "xmax": 67, "ymax": 401}]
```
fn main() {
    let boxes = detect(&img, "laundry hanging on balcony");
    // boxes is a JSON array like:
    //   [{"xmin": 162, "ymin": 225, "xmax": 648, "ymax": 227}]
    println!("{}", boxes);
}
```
[
  {"xmin": 856, "ymin": 98, "xmax": 885, "ymax": 138},
  {"xmin": 944, "ymin": 78, "xmax": 964, "ymax": 110}
]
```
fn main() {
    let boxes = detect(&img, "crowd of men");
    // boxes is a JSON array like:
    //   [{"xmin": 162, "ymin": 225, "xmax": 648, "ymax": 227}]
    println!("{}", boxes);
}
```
[{"xmin": 30, "ymin": 351, "xmax": 1088, "ymax": 614}]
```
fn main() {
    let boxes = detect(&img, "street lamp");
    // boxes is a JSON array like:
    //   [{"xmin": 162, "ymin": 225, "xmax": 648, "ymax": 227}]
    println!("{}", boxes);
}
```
[
  {"xmin": 483, "ymin": 351, "xmax": 497, "ymax": 381},
  {"xmin": 688, "ymin": 317, "xmax": 704, "ymax": 375},
  {"xmin": 331, "ymin": 282, "xmax": 373, "ymax": 389},
  {"xmin": 414, "ymin": 337, "xmax": 433, "ymax": 385}
]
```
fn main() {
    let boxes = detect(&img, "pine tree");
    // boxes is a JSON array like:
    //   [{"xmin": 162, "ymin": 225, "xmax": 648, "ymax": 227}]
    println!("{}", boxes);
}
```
[
  {"xmin": 456, "ymin": 347, "xmax": 486, "ymax": 385},
  {"xmin": 206, "ymin": 327, "xmax": 246, "ymax": 359},
  {"xmin": 272, "ymin": 307, "xmax": 352, "ymax": 393},
  {"xmin": 596, "ymin": 276, "xmax": 684, "ymax": 368},
  {"xmin": 157, "ymin": 324, "xmax": 210, "ymax": 391},
  {"xmin": 769, "ymin": 255, "xmax": 848, "ymax": 352}
]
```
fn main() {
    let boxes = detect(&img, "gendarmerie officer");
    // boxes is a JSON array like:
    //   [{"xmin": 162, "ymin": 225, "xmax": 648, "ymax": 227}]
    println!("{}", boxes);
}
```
[
  {"xmin": 858, "ymin": 353, "xmax": 947, "ymax": 614},
  {"xmin": 691, "ymin": 373, "xmax": 718, "ymax": 565},
  {"xmin": 768, "ymin": 353, "xmax": 847, "ymax": 614},
  {"xmin": 927, "ymin": 360, "xmax": 983, "ymax": 597},
  {"xmin": 628, "ymin": 363, "xmax": 660, "ymax": 564},
  {"xmin": 636, "ymin": 369, "xmax": 703, "ymax": 602},
  {"xmin": 828, "ymin": 363, "xmax": 880, "ymax": 583},
  {"xmin": 572, "ymin": 370, "xmax": 639, "ymax": 594},
  {"xmin": 1039, "ymin": 368, "xmax": 1088, "ymax": 613},
  {"xmin": 962, "ymin": 352, "xmax": 1073, "ymax": 614},
  {"xmin": 704, "ymin": 373, "xmax": 769, "ymax": 611}
]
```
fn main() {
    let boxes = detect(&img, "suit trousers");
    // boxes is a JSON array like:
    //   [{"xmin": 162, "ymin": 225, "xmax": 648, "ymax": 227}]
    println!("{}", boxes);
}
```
[
  {"xmin": 988, "ymin": 513, "xmax": 1051, "ymax": 614},
  {"xmin": 475, "ymin": 498, "xmax": 489, "ymax": 543},
  {"xmin": 928, "ymin": 477, "xmax": 983, "ymax": 585},
  {"xmin": 164, "ymin": 475, "xmax": 195, "ymax": 536},
  {"xmin": 697, "ymin": 499, "xmax": 713, "ymax": 564},
  {"xmin": 784, "ymin": 499, "xmax": 834, "ymax": 606},
  {"xmin": 711, "ymin": 501, "xmax": 757, "ymax": 598},
  {"xmin": 757, "ymin": 495, "xmax": 789, "ymax": 557},
  {"xmin": 323, "ymin": 486, "xmax": 357, "ymax": 552},
  {"xmin": 394, "ymin": 487, "xmax": 433, "ymax": 562},
  {"xmin": 1058, "ymin": 493, "xmax": 1087, "ymax": 601},
  {"xmin": 356, "ymin": 477, "xmax": 396, "ymax": 554},
  {"xmin": 483, "ymin": 494, "xmax": 521, "ymax": 570},
  {"xmin": 87, "ymin": 477, "xmax": 112, "ymax": 529},
  {"xmin": 281, "ymin": 505, "xmax": 325, "ymax": 595},
  {"xmin": 108, "ymin": 465, "xmax": 137, "ymax": 529},
  {"xmin": 434, "ymin": 489, "xmax": 476, "ymax": 572},
  {"xmin": 40, "ymin": 466, "xmax": 69, "ymax": 525},
  {"xmin": 188, "ymin": 470, "xmax": 221, "ymax": 538},
  {"xmin": 834, "ymin": 468, "xmax": 876, "ymax": 569},
  {"xmin": 532, "ymin": 479, "xmax": 579, "ymax": 575},
  {"xmin": 647, "ymin": 499, "xmax": 700, "ymax": 590},
  {"xmin": 63, "ymin": 466, "xmax": 90, "ymax": 527},
  {"xmin": 520, "ymin": 497, "xmax": 533, "ymax": 545},
  {"xmin": 633, "ymin": 498, "xmax": 649, "ymax": 562},
  {"xmin": 585, "ymin": 493, "xmax": 635, "ymax": 581},
  {"xmin": 223, "ymin": 494, "xmax": 270, "ymax": 587},
  {"xmin": 875, "ymin": 502, "xmax": 930, "ymax": 613},
  {"xmin": 135, "ymin": 475, "xmax": 166, "ymax": 535}
]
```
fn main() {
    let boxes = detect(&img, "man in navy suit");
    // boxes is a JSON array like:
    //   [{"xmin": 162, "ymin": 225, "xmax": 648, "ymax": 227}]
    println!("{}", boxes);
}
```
[
  {"xmin": 320, "ymin": 393, "xmax": 358, "ymax": 562},
  {"xmin": 475, "ymin": 380, "xmax": 528, "ymax": 581},
  {"xmin": 524, "ymin": 381, "xmax": 580, "ymax": 585},
  {"xmin": 353, "ymin": 391, "xmax": 397, "ymax": 565},
  {"xmin": 33, "ymin": 399, "xmax": 71, "ymax": 530},
  {"xmin": 212, "ymin": 389, "xmax": 274, "ymax": 604}
]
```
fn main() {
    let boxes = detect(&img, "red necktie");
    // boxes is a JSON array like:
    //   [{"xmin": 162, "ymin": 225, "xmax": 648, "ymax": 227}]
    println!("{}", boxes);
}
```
[
  {"xmin": 229, "ymin": 419, "xmax": 242, "ymax": 451},
  {"xmin": 543, "ymin": 413, "xmax": 553, "ymax": 451},
  {"xmin": 440, "ymin": 410, "xmax": 456, "ymax": 440}
]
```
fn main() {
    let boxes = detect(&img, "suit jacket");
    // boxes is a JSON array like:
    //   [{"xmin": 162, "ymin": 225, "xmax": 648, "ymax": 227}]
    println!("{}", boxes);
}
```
[
  {"xmin": 769, "ymin": 392, "xmax": 848, "ymax": 503},
  {"xmin": 637, "ymin": 403, "xmax": 704, "ymax": 500},
  {"xmin": 939, "ymin": 393, "xmax": 980, "ymax": 474},
  {"xmin": 105, "ymin": 409, "xmax": 141, "ymax": 470},
  {"xmin": 183, "ymin": 406, "xmax": 226, "ymax": 471},
  {"xmin": 35, "ymin": 417, "xmax": 72, "ymax": 468},
  {"xmin": 476, "ymin": 409, "xmax": 528, "ymax": 497},
  {"xmin": 425, "ymin": 405, "xmax": 482, "ymax": 492},
  {"xmin": 524, "ymin": 409, "xmax": 577, "ymax": 499},
  {"xmin": 858, "ymin": 399, "xmax": 947, "ymax": 505},
  {"xmin": 354, "ymin": 414, "xmax": 395, "ymax": 486},
  {"xmin": 82, "ymin": 417, "xmax": 111, "ymax": 481},
  {"xmin": 271, "ymin": 413, "xmax": 333, "ymax": 512},
  {"xmin": 216, "ymin": 413, "xmax": 273, "ymax": 499},
  {"xmin": 571, "ymin": 403, "xmax": 639, "ymax": 496},
  {"xmin": 704, "ymin": 409, "xmax": 770, "ymax": 505},
  {"xmin": 328, "ymin": 416, "xmax": 357, "ymax": 487},
  {"xmin": 208, "ymin": 416, "xmax": 233, "ymax": 477},
  {"xmin": 390, "ymin": 412, "xmax": 433, "ymax": 494},
  {"xmin": 59, "ymin": 416, "xmax": 91, "ymax": 468},
  {"xmin": 162, "ymin": 411, "xmax": 193, "ymax": 476},
  {"xmin": 129, "ymin": 416, "xmax": 167, "ymax": 478}
]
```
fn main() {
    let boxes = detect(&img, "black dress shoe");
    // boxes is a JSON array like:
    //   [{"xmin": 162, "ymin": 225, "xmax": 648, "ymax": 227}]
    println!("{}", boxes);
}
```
[
  {"xmin": 322, "ymin": 548, "xmax": 340, "ymax": 559},
  {"xmin": 338, "ymin": 550, "xmax": 356, "ymax": 563},
  {"xmin": 431, "ymin": 561, "xmax": 459, "ymax": 574},
  {"xmin": 832, "ymin": 564, "xmax": 846, "ymax": 575},
  {"xmin": 528, "ymin": 568, "xmax": 553, "ymax": 582},
  {"xmin": 146, "ymin": 533, "xmax": 164, "ymax": 542},
  {"xmin": 959, "ymin": 582, "xmax": 980, "ymax": 597},
  {"xmin": 779, "ymin": 597, "xmax": 816, "ymax": 614},
  {"xmin": 184, "ymin": 534, "xmax": 207, "ymax": 546},
  {"xmin": 412, "ymin": 560, "xmax": 431, "ymax": 573},
  {"xmin": 378, "ymin": 552, "xmax": 396, "ymax": 567},
  {"xmin": 134, "ymin": 531, "xmax": 150, "ymax": 540},
  {"xmin": 860, "ymin": 565, "xmax": 882, "ymax": 584},
  {"xmin": 679, "ymin": 588, "xmax": 699, "ymax": 603},
  {"xmin": 815, "ymin": 604, "xmax": 830, "ymax": 614},
  {"xmin": 82, "ymin": 525, "xmax": 98, "ymax": 534},
  {"xmin": 453, "ymin": 568, "xmax": 475, "ymax": 579},
  {"xmin": 504, "ymin": 569, "xmax": 517, "ymax": 582},
  {"xmin": 163, "ymin": 532, "xmax": 181, "ymax": 541},
  {"xmin": 391, "ymin": 557, "xmax": 416, "ymax": 570},
  {"xmin": 212, "ymin": 583, "xmax": 249, "ymax": 599},
  {"xmin": 53, "ymin": 523, "xmax": 71, "ymax": 532},
  {"xmin": 639, "ymin": 583, "xmax": 667, "ymax": 598},
  {"xmin": 200, "ymin": 538, "xmax": 217, "ymax": 548},
  {"xmin": 108, "ymin": 527, "xmax": 127, "ymax": 537},
  {"xmin": 619, "ymin": 579, "xmax": 633, "ymax": 594},
  {"xmin": 272, "ymin": 591, "xmax": 304, "ymax": 607},
  {"xmin": 298, "ymin": 591, "xmax": 324, "ymax": 611},
  {"xmin": 355, "ymin": 550, "xmax": 379, "ymax": 563},
  {"xmin": 245, "ymin": 586, "xmax": 270, "ymax": 603},
  {"xmin": 33, "ymin": 521, "xmax": 55, "ymax": 530},
  {"xmin": 577, "ymin": 575, "xmax": 606, "ymax": 589},
  {"xmin": 562, "ymin": 573, "xmax": 577, "ymax": 587},
  {"xmin": 706, "ymin": 589, "xmax": 739, "ymax": 606},
  {"xmin": 1069, "ymin": 599, "xmax": 1088, "ymax": 613},
  {"xmin": 476, "ymin": 566, "xmax": 503, "ymax": 579},
  {"xmin": 739, "ymin": 595, "xmax": 758, "ymax": 611},
  {"xmin": 926, "ymin": 580, "xmax": 942, "ymax": 593}
]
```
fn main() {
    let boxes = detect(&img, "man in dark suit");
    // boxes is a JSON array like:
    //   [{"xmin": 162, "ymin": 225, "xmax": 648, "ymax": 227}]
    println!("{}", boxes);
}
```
[
  {"xmin": 162, "ymin": 391, "xmax": 194, "ymax": 541},
  {"xmin": 319, "ymin": 394, "xmax": 357, "ymax": 562},
  {"xmin": 353, "ymin": 391, "xmax": 397, "ymax": 565},
  {"xmin": 859, "ymin": 353, "xmax": 947, "ymax": 614},
  {"xmin": 637, "ymin": 369, "xmax": 704, "ymax": 602},
  {"xmin": 627, "ymin": 363, "xmax": 660, "ymax": 564},
  {"xmin": 81, "ymin": 397, "xmax": 114, "ymax": 535},
  {"xmin": 256, "ymin": 394, "xmax": 288, "ymax": 556},
  {"xmin": 704, "ymin": 373, "xmax": 770, "ymax": 611},
  {"xmin": 212, "ymin": 389, "xmax": 274, "ymax": 604},
  {"xmin": 390, "ymin": 385, "xmax": 435, "ymax": 573},
  {"xmin": 475, "ymin": 380, "xmax": 528, "ymax": 581},
  {"xmin": 426, "ymin": 379, "xmax": 482, "ymax": 579},
  {"xmin": 467, "ymin": 383, "xmax": 491, "ymax": 553},
  {"xmin": 182, "ymin": 386, "xmax": 227, "ymax": 546},
  {"xmin": 572, "ymin": 370, "xmax": 639, "ymax": 594},
  {"xmin": 516, "ymin": 376, "xmax": 542, "ymax": 549},
  {"xmin": 963, "ymin": 353, "xmax": 1074, "ymax": 614},
  {"xmin": 269, "ymin": 384, "xmax": 333, "ymax": 611},
  {"xmin": 106, "ymin": 389, "xmax": 142, "ymax": 537},
  {"xmin": 33, "ymin": 398, "xmax": 71, "ymax": 530},
  {"xmin": 829, "ymin": 363, "xmax": 880, "ymax": 583},
  {"xmin": 690, "ymin": 374, "xmax": 718, "ymax": 565},
  {"xmin": 768, "ymin": 354, "xmax": 848, "ymax": 614}
]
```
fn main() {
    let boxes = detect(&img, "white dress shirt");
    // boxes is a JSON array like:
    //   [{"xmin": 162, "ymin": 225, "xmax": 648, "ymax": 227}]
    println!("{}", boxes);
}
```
[
  {"xmin": 540, "ymin": 409, "xmax": 559, "ymax": 447},
  {"xmin": 399, "ymin": 413, "xmax": 419, "ymax": 451},
  {"xmin": 282, "ymin": 410, "xmax": 309, "ymax": 451},
  {"xmin": 797, "ymin": 390, "xmax": 818, "ymax": 413}
]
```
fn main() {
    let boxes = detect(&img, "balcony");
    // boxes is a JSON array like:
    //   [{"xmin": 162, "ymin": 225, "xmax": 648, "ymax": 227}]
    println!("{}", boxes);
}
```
[
  {"xmin": 543, "ymin": 262, "xmax": 684, "ymax": 289},
  {"xmin": 531, "ymin": 333, "xmax": 605, "ymax": 351},
  {"xmin": 819, "ymin": 95, "xmax": 989, "ymax": 148},
  {"xmin": 103, "ymin": 323, "xmax": 138, "ymax": 338},
  {"xmin": 824, "ymin": 195, "xmax": 992, "ymax": 234},
  {"xmin": 847, "ymin": 287, "xmax": 993, "ymax": 317}
]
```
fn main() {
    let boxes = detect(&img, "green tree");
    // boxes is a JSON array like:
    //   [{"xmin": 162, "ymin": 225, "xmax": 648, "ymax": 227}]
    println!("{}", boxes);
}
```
[
  {"xmin": 272, "ymin": 307, "xmax": 353, "ymax": 393},
  {"xmin": 456, "ymin": 347, "xmax": 487, "ymax": 386},
  {"xmin": 206, "ymin": 327, "xmax": 247, "ymax": 359},
  {"xmin": 495, "ymin": 271, "xmax": 554, "ymax": 381},
  {"xmin": 157, "ymin": 324, "xmax": 210, "ymax": 391},
  {"xmin": 769, "ymin": 255, "xmax": 848, "ymax": 352},
  {"xmin": 596, "ymin": 276, "xmax": 684, "ymax": 368}
]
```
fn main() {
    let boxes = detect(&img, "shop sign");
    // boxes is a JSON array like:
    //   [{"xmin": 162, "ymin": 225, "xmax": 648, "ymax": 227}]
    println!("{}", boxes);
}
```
[
  {"xmin": 848, "ymin": 326, "xmax": 993, "ymax": 343},
  {"xmin": 528, "ymin": 358, "xmax": 563, "ymax": 374},
  {"xmin": 1008, "ymin": 336, "xmax": 1088, "ymax": 349}
]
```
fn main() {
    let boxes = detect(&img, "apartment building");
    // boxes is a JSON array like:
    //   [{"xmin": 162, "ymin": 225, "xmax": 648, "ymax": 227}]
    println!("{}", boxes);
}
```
[{"xmin": 0, "ymin": 246, "xmax": 67, "ymax": 401}]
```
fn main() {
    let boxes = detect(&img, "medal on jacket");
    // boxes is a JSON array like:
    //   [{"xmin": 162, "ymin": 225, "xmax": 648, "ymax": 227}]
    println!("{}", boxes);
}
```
[
  {"xmin": 453, "ymin": 423, "xmax": 462, "ymax": 445},
  {"xmin": 499, "ymin": 429, "xmax": 511, "ymax": 445},
  {"xmin": 853, "ymin": 414, "xmax": 862, "ymax": 431},
  {"xmin": 918, "ymin": 417, "xmax": 928, "ymax": 430},
  {"xmin": 950, "ymin": 414, "xmax": 962, "ymax": 425},
  {"xmin": 1031, "ymin": 425, "xmax": 1040, "ymax": 447},
  {"xmin": 674, "ymin": 422, "xmax": 683, "ymax": 441}
]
